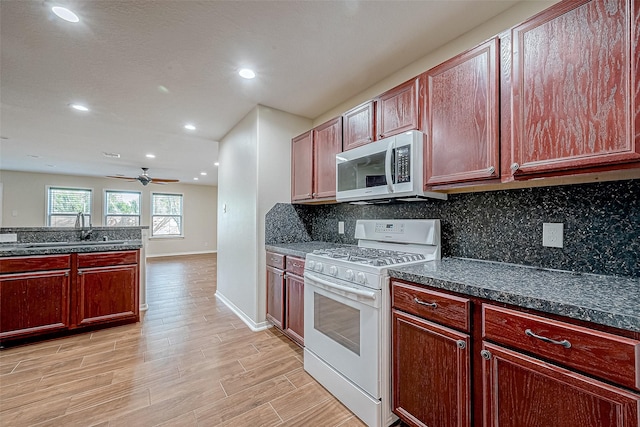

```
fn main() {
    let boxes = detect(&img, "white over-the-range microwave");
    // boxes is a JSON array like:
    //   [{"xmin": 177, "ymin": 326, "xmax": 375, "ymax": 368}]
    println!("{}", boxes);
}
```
[{"xmin": 336, "ymin": 130, "xmax": 448, "ymax": 203}]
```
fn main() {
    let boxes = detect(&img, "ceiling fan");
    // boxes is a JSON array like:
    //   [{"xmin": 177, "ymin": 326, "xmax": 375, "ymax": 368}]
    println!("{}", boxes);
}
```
[{"xmin": 106, "ymin": 167, "xmax": 179, "ymax": 186}]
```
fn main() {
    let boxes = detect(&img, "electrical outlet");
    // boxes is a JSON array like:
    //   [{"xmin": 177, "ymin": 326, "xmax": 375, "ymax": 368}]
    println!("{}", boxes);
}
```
[
  {"xmin": 338, "ymin": 221, "xmax": 345, "ymax": 235},
  {"xmin": 542, "ymin": 223, "xmax": 564, "ymax": 248}
]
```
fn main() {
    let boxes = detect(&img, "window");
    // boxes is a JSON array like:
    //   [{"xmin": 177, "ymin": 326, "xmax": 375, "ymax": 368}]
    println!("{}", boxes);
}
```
[
  {"xmin": 47, "ymin": 187, "xmax": 92, "ymax": 227},
  {"xmin": 151, "ymin": 193, "xmax": 183, "ymax": 236},
  {"xmin": 105, "ymin": 190, "xmax": 141, "ymax": 226}
]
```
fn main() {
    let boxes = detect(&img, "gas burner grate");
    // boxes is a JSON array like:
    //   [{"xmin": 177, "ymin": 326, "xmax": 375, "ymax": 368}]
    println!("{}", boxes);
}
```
[{"xmin": 312, "ymin": 247, "xmax": 425, "ymax": 266}]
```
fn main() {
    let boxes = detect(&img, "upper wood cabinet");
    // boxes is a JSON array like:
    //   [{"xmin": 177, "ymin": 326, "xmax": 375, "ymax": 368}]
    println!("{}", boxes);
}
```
[
  {"xmin": 343, "ymin": 101, "xmax": 375, "ymax": 150},
  {"xmin": 424, "ymin": 38, "xmax": 500, "ymax": 187},
  {"xmin": 313, "ymin": 117, "xmax": 343, "ymax": 199},
  {"xmin": 291, "ymin": 117, "xmax": 342, "ymax": 203},
  {"xmin": 376, "ymin": 77, "xmax": 421, "ymax": 140},
  {"xmin": 291, "ymin": 130, "xmax": 314, "ymax": 201},
  {"xmin": 506, "ymin": 0, "xmax": 640, "ymax": 180}
]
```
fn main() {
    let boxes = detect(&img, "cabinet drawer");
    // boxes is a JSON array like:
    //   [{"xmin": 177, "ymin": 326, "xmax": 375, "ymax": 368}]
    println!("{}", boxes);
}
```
[
  {"xmin": 482, "ymin": 304, "xmax": 640, "ymax": 391},
  {"xmin": 266, "ymin": 251, "xmax": 285, "ymax": 269},
  {"xmin": 391, "ymin": 281, "xmax": 471, "ymax": 332},
  {"xmin": 0, "ymin": 254, "xmax": 71, "ymax": 274},
  {"xmin": 285, "ymin": 256, "xmax": 305, "ymax": 276},
  {"xmin": 77, "ymin": 251, "xmax": 138, "ymax": 268}
]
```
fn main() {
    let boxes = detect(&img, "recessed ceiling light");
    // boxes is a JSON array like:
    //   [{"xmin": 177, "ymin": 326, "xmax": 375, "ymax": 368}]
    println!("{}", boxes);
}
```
[
  {"xmin": 70, "ymin": 104, "xmax": 89, "ymax": 112},
  {"xmin": 184, "ymin": 123, "xmax": 196, "ymax": 131},
  {"xmin": 52, "ymin": 6, "xmax": 79, "ymax": 23},
  {"xmin": 103, "ymin": 151, "xmax": 121, "ymax": 158},
  {"xmin": 146, "ymin": 154, "xmax": 156, "ymax": 158},
  {"xmin": 239, "ymin": 68, "xmax": 256, "ymax": 79},
  {"xmin": 193, "ymin": 177, "xmax": 199, "ymax": 181},
  {"xmin": 214, "ymin": 162, "xmax": 219, "ymax": 166},
  {"xmin": 200, "ymin": 172, "xmax": 207, "ymax": 176}
]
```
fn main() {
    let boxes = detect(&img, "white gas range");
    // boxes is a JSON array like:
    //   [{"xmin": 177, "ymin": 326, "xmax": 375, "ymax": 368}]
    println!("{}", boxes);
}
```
[{"xmin": 303, "ymin": 219, "xmax": 441, "ymax": 427}]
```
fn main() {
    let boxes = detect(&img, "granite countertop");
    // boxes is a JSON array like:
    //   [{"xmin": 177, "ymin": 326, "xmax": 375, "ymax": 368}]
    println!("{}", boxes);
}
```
[
  {"xmin": 265, "ymin": 241, "xmax": 354, "ymax": 258},
  {"xmin": 0, "ymin": 240, "xmax": 143, "ymax": 257},
  {"xmin": 389, "ymin": 257, "xmax": 640, "ymax": 333}
]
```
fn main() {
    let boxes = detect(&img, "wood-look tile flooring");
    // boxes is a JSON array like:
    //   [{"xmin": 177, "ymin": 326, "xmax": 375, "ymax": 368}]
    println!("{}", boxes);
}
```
[{"xmin": 0, "ymin": 254, "xmax": 366, "ymax": 426}]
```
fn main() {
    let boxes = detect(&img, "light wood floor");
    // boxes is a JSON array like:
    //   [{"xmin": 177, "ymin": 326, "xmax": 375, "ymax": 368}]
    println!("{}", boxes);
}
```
[{"xmin": 0, "ymin": 254, "xmax": 366, "ymax": 426}]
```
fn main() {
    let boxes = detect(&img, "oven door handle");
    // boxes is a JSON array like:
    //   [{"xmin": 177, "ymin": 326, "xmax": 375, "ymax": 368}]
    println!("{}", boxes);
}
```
[{"xmin": 304, "ymin": 272, "xmax": 377, "ymax": 300}]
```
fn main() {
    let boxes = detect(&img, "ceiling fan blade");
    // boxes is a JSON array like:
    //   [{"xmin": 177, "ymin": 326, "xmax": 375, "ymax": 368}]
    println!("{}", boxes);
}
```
[
  {"xmin": 150, "ymin": 178, "xmax": 180, "ymax": 183},
  {"xmin": 106, "ymin": 175, "xmax": 137, "ymax": 181}
]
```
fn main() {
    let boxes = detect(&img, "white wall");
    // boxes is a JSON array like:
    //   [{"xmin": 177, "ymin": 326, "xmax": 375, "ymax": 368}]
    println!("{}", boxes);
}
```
[
  {"xmin": 0, "ymin": 170, "xmax": 217, "ymax": 257},
  {"xmin": 216, "ymin": 106, "xmax": 311, "ymax": 329},
  {"xmin": 313, "ymin": 0, "xmax": 559, "ymax": 126}
]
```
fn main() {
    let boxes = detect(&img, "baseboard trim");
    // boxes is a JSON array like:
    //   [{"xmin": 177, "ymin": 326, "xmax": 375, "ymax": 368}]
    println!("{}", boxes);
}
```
[
  {"xmin": 139, "ymin": 303, "xmax": 149, "ymax": 312},
  {"xmin": 214, "ymin": 291, "xmax": 271, "ymax": 332},
  {"xmin": 146, "ymin": 250, "xmax": 217, "ymax": 258}
]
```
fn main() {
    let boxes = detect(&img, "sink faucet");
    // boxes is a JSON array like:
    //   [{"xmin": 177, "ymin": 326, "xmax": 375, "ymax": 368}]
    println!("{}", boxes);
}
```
[{"xmin": 75, "ymin": 212, "xmax": 93, "ymax": 240}]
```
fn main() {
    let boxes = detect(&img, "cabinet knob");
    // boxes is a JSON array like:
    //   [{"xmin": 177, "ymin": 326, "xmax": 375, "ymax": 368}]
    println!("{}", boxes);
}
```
[
  {"xmin": 378, "ymin": 134, "xmax": 383, "ymax": 139},
  {"xmin": 480, "ymin": 350, "xmax": 491, "ymax": 360},
  {"xmin": 456, "ymin": 340, "xmax": 466, "ymax": 350},
  {"xmin": 368, "ymin": 136, "xmax": 372, "ymax": 141},
  {"xmin": 306, "ymin": 193, "xmax": 312, "ymax": 198},
  {"xmin": 312, "ymin": 192, "xmax": 317, "ymax": 197},
  {"xmin": 510, "ymin": 162, "xmax": 520, "ymax": 172},
  {"xmin": 487, "ymin": 166, "xmax": 495, "ymax": 175}
]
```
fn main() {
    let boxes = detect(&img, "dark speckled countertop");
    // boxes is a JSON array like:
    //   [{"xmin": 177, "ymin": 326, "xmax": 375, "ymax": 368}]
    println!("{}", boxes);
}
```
[
  {"xmin": 389, "ymin": 258, "xmax": 640, "ymax": 333},
  {"xmin": 265, "ymin": 241, "xmax": 353, "ymax": 259},
  {"xmin": 0, "ymin": 240, "xmax": 143, "ymax": 257}
]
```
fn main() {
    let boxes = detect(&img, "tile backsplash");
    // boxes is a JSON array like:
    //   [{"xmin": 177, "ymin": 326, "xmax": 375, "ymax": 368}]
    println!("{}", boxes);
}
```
[{"xmin": 265, "ymin": 179, "xmax": 639, "ymax": 278}]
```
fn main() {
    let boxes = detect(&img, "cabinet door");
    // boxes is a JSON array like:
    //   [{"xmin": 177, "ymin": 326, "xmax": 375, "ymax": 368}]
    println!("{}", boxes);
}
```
[
  {"xmin": 392, "ymin": 309, "xmax": 471, "ymax": 427},
  {"xmin": 0, "ymin": 270, "xmax": 70, "ymax": 340},
  {"xmin": 425, "ymin": 38, "xmax": 500, "ymax": 186},
  {"xmin": 482, "ymin": 342, "xmax": 640, "ymax": 427},
  {"xmin": 343, "ymin": 101, "xmax": 375, "ymax": 150},
  {"xmin": 508, "ymin": 0, "xmax": 640, "ymax": 179},
  {"xmin": 377, "ymin": 78, "xmax": 420, "ymax": 139},
  {"xmin": 291, "ymin": 130, "xmax": 314, "ymax": 202},
  {"xmin": 313, "ymin": 116, "xmax": 342, "ymax": 199},
  {"xmin": 76, "ymin": 264, "xmax": 138, "ymax": 327},
  {"xmin": 285, "ymin": 273, "xmax": 304, "ymax": 346},
  {"xmin": 266, "ymin": 266, "xmax": 285, "ymax": 330}
]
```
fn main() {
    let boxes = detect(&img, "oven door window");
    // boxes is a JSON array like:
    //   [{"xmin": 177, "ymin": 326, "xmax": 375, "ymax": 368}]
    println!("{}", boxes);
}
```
[{"xmin": 314, "ymin": 292, "xmax": 360, "ymax": 355}]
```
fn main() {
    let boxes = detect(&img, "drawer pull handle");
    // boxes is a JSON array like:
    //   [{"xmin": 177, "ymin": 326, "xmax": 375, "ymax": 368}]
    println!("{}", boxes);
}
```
[
  {"xmin": 456, "ymin": 340, "xmax": 466, "ymax": 350},
  {"xmin": 414, "ymin": 297, "xmax": 437, "ymax": 308},
  {"xmin": 525, "ymin": 329, "xmax": 571, "ymax": 349},
  {"xmin": 292, "ymin": 263, "xmax": 302, "ymax": 268}
]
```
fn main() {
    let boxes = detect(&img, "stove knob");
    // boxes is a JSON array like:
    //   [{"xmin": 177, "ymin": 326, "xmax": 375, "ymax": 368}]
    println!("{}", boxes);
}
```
[
  {"xmin": 307, "ymin": 260, "xmax": 315, "ymax": 270},
  {"xmin": 315, "ymin": 262, "xmax": 324, "ymax": 272},
  {"xmin": 345, "ymin": 269, "xmax": 354, "ymax": 281},
  {"xmin": 329, "ymin": 266, "xmax": 338, "ymax": 276},
  {"xmin": 356, "ymin": 272, "xmax": 366, "ymax": 284}
]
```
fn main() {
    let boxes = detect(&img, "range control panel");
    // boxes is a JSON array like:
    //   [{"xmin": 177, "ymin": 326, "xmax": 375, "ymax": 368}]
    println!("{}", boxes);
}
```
[{"xmin": 374, "ymin": 222, "xmax": 405, "ymax": 234}]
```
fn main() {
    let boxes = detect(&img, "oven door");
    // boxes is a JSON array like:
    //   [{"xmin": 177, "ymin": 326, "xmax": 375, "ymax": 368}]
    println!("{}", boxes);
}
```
[{"xmin": 304, "ymin": 271, "xmax": 381, "ymax": 399}]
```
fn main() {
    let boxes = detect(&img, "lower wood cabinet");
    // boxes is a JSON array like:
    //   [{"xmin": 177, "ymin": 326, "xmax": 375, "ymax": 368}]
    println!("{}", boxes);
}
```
[
  {"xmin": 391, "ymin": 279, "xmax": 640, "ymax": 426},
  {"xmin": 266, "ymin": 265, "xmax": 285, "ymax": 330},
  {"xmin": 266, "ymin": 251, "xmax": 305, "ymax": 346},
  {"xmin": 76, "ymin": 251, "xmax": 139, "ymax": 327},
  {"xmin": 482, "ymin": 341, "xmax": 640, "ymax": 427},
  {"xmin": 0, "ymin": 251, "xmax": 140, "ymax": 345},
  {"xmin": 285, "ymin": 273, "xmax": 304, "ymax": 346},
  {"xmin": 392, "ymin": 309, "xmax": 470, "ymax": 427}
]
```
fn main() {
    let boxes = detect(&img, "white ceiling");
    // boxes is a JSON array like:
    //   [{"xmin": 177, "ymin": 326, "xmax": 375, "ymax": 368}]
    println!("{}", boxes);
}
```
[{"xmin": 0, "ymin": 0, "xmax": 521, "ymax": 186}]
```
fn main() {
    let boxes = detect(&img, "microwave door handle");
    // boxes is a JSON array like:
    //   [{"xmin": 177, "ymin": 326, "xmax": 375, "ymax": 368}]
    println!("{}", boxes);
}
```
[{"xmin": 385, "ymin": 139, "xmax": 395, "ymax": 193}]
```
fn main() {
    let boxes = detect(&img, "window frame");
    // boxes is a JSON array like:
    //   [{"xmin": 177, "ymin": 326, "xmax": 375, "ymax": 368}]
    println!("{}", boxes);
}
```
[
  {"xmin": 104, "ymin": 189, "xmax": 142, "ymax": 227},
  {"xmin": 150, "ymin": 192, "xmax": 184, "ymax": 238},
  {"xmin": 46, "ymin": 186, "xmax": 93, "ymax": 227}
]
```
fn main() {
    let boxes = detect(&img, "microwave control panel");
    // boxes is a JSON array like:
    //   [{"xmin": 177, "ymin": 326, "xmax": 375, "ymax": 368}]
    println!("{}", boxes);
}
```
[{"xmin": 395, "ymin": 145, "xmax": 411, "ymax": 183}]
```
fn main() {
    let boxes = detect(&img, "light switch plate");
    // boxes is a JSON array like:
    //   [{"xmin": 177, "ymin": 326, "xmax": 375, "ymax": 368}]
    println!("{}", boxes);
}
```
[{"xmin": 542, "ymin": 223, "xmax": 563, "ymax": 248}]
